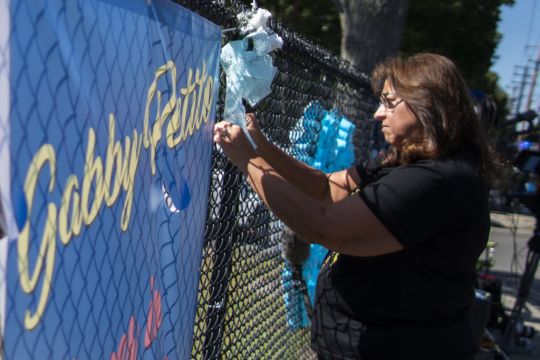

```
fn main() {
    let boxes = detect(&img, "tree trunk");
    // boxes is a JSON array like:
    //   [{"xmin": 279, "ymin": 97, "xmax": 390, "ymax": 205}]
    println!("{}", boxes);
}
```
[{"xmin": 336, "ymin": 0, "xmax": 411, "ymax": 73}]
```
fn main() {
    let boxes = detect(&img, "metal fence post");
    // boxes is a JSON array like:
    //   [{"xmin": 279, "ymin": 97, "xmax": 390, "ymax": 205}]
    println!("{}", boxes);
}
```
[{"xmin": 202, "ymin": 160, "xmax": 242, "ymax": 360}]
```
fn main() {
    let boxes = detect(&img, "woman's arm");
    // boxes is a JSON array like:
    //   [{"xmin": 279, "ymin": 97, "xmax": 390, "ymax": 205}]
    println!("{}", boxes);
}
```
[
  {"xmin": 215, "ymin": 121, "xmax": 403, "ymax": 257},
  {"xmin": 245, "ymin": 114, "xmax": 360, "ymax": 204}
]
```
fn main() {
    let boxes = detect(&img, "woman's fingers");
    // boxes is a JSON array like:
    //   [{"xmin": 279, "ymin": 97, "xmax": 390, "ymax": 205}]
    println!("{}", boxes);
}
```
[
  {"xmin": 213, "ymin": 120, "xmax": 258, "ymax": 167},
  {"xmin": 245, "ymin": 113, "xmax": 256, "ymax": 126},
  {"xmin": 245, "ymin": 113, "xmax": 266, "ymax": 149},
  {"xmin": 214, "ymin": 121, "xmax": 232, "ymax": 142},
  {"xmin": 214, "ymin": 121, "xmax": 232, "ymax": 133},
  {"xmin": 214, "ymin": 121, "xmax": 245, "ymax": 145},
  {"xmin": 245, "ymin": 113, "xmax": 260, "ymax": 132}
]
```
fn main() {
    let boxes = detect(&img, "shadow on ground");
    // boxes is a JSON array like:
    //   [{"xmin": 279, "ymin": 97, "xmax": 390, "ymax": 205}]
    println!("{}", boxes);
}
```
[{"xmin": 480, "ymin": 269, "xmax": 540, "ymax": 359}]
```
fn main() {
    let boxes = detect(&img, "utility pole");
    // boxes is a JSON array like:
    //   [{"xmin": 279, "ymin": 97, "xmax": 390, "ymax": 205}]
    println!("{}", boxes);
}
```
[
  {"xmin": 515, "ymin": 65, "xmax": 530, "ymax": 117},
  {"xmin": 525, "ymin": 47, "xmax": 540, "ymax": 111}
]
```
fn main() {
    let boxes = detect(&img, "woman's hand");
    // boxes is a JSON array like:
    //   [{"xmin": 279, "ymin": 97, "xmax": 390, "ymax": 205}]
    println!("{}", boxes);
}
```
[
  {"xmin": 245, "ymin": 113, "xmax": 266, "ymax": 147},
  {"xmin": 214, "ymin": 120, "xmax": 257, "ymax": 169}
]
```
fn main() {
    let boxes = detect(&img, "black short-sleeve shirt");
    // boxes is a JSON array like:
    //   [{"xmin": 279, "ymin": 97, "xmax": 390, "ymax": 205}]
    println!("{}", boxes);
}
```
[{"xmin": 311, "ymin": 148, "xmax": 490, "ymax": 360}]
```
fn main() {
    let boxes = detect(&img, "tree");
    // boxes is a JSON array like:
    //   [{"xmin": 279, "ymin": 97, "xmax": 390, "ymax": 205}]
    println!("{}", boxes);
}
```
[
  {"xmin": 400, "ymin": 0, "xmax": 514, "ymax": 93},
  {"xmin": 250, "ymin": 0, "xmax": 410, "ymax": 74},
  {"xmin": 248, "ymin": 0, "xmax": 514, "ymax": 124},
  {"xmin": 333, "ymin": 0, "xmax": 411, "ymax": 73},
  {"xmin": 400, "ymin": 0, "xmax": 515, "ymax": 124}
]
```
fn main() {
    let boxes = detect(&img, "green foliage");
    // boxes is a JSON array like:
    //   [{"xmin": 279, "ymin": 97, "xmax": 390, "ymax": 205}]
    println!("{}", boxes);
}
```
[
  {"xmin": 407, "ymin": 0, "xmax": 516, "ymax": 129},
  {"xmin": 244, "ymin": 0, "xmax": 514, "ymax": 123},
  {"xmin": 400, "ymin": 0, "xmax": 514, "ymax": 112},
  {"xmin": 485, "ymin": 71, "xmax": 511, "ymax": 125}
]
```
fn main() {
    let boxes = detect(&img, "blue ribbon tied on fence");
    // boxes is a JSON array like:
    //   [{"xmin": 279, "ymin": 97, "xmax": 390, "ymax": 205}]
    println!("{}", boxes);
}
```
[{"xmin": 283, "ymin": 101, "xmax": 357, "ymax": 330}]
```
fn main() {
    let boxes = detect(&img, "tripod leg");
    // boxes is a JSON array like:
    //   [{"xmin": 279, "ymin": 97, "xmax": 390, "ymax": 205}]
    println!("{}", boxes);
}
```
[{"xmin": 502, "ymin": 249, "xmax": 540, "ymax": 348}]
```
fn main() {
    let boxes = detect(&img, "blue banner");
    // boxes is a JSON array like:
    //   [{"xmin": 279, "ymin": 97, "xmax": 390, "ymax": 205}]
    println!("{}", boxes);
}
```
[{"xmin": 2, "ymin": 0, "xmax": 220, "ymax": 358}]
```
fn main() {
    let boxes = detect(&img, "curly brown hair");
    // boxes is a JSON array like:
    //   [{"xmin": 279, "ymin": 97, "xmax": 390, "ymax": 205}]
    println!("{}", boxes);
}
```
[{"xmin": 371, "ymin": 53, "xmax": 496, "ymax": 180}]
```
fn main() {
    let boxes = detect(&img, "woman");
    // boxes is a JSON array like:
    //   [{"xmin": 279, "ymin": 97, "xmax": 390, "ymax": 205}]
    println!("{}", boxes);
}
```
[{"xmin": 214, "ymin": 53, "xmax": 494, "ymax": 359}]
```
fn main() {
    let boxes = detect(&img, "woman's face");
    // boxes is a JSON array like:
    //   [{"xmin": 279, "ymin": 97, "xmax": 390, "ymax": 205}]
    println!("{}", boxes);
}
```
[{"xmin": 374, "ymin": 80, "xmax": 420, "ymax": 149}]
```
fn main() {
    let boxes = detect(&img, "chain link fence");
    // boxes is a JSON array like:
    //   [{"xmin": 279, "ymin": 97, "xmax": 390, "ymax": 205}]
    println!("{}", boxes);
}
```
[
  {"xmin": 0, "ymin": 0, "xmax": 380, "ymax": 358},
  {"xmin": 181, "ymin": 1, "xmax": 380, "ymax": 359}
]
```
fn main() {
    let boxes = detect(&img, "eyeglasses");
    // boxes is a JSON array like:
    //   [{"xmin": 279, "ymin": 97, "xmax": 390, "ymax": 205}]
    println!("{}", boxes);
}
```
[{"xmin": 379, "ymin": 93, "xmax": 404, "ymax": 113}]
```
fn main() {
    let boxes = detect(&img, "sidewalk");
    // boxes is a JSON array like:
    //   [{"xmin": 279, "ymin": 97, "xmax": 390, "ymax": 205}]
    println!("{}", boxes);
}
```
[
  {"xmin": 490, "ymin": 212, "xmax": 536, "ymax": 234},
  {"xmin": 483, "ymin": 212, "xmax": 540, "ymax": 359}
]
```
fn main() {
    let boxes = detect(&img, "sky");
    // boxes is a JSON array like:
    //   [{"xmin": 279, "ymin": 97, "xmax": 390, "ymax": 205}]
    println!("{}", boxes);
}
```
[{"xmin": 491, "ymin": 0, "xmax": 540, "ymax": 114}]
